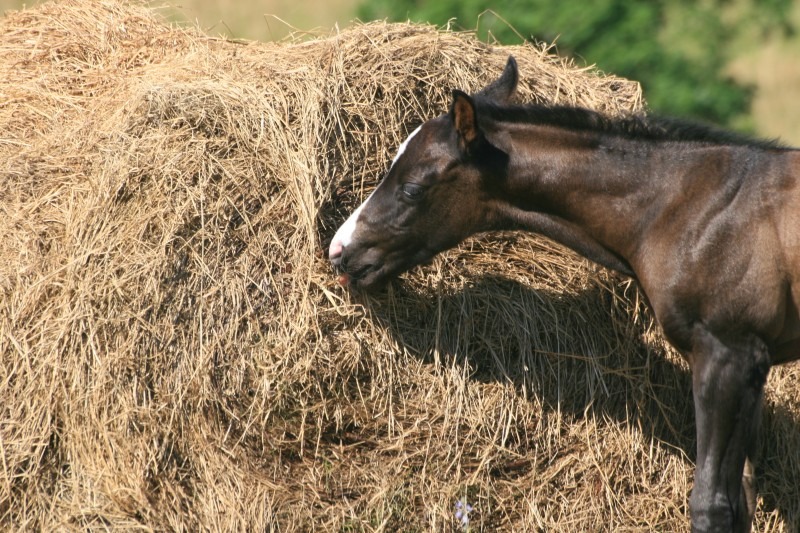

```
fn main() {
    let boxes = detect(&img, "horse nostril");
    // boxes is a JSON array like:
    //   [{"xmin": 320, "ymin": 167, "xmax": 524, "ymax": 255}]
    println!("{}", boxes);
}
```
[
  {"xmin": 329, "ymin": 239, "xmax": 343, "ymax": 265},
  {"xmin": 332, "ymin": 250, "xmax": 349, "ymax": 272}
]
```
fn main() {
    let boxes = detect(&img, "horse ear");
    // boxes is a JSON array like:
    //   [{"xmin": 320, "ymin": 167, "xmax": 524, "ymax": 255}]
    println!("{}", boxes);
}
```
[
  {"xmin": 476, "ymin": 56, "xmax": 519, "ymax": 104},
  {"xmin": 450, "ymin": 90, "xmax": 480, "ymax": 147}
]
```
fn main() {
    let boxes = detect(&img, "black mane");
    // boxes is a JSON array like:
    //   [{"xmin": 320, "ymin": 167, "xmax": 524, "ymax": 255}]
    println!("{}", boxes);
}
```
[{"xmin": 479, "ymin": 100, "xmax": 789, "ymax": 151}]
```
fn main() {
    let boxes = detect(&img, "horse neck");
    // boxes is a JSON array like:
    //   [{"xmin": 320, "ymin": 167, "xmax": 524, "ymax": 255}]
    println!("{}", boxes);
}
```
[{"xmin": 491, "ymin": 122, "xmax": 721, "ymax": 272}]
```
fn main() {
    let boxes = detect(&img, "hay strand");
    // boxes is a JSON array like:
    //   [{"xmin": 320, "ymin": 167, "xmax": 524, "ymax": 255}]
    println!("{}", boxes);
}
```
[{"xmin": 1, "ymin": 1, "xmax": 798, "ymax": 531}]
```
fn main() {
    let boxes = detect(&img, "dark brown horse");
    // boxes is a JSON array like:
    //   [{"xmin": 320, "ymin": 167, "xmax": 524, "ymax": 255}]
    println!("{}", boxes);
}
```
[{"xmin": 328, "ymin": 57, "xmax": 800, "ymax": 532}]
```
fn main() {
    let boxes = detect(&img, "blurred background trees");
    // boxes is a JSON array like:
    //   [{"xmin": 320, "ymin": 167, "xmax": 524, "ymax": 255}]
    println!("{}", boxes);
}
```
[
  {"xmin": 2, "ymin": 0, "xmax": 798, "ymax": 140},
  {"xmin": 358, "ymin": 0, "xmax": 795, "ymax": 129}
]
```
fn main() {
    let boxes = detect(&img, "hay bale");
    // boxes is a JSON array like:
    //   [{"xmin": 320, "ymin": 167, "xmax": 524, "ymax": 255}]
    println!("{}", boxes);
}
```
[{"xmin": 1, "ymin": 1, "xmax": 798, "ymax": 530}]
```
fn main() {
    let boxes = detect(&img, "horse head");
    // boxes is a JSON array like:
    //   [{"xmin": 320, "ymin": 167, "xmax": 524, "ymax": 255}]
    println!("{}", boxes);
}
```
[{"xmin": 329, "ymin": 57, "xmax": 519, "ymax": 289}]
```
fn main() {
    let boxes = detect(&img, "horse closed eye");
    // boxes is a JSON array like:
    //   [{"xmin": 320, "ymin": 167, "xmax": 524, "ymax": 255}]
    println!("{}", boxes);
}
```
[{"xmin": 401, "ymin": 183, "xmax": 425, "ymax": 200}]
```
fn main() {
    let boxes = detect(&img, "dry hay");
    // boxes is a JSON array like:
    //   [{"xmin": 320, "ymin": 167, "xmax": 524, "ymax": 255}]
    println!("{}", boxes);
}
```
[{"xmin": 1, "ymin": 0, "xmax": 799, "ymax": 531}]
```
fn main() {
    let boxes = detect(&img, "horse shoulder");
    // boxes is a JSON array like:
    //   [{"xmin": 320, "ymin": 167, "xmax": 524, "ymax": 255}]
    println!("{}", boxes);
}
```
[{"xmin": 632, "ymin": 186, "xmax": 790, "ymax": 354}]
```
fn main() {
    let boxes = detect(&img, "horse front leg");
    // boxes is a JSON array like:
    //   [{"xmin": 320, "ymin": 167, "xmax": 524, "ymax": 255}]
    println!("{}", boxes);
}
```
[{"xmin": 688, "ymin": 327, "xmax": 769, "ymax": 533}]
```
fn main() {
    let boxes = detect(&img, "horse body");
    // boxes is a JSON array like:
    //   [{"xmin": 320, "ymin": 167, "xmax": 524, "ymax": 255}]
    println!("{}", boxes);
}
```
[
  {"xmin": 496, "ymin": 122, "xmax": 800, "ymax": 359},
  {"xmin": 329, "ymin": 57, "xmax": 800, "ymax": 531}
]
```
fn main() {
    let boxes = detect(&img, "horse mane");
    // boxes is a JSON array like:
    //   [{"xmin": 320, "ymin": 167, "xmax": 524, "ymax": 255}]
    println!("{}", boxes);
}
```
[{"xmin": 478, "ymin": 99, "xmax": 789, "ymax": 151}]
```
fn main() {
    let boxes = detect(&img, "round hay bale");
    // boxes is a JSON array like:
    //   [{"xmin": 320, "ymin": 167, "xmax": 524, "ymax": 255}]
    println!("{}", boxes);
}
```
[{"xmin": 1, "ymin": 1, "xmax": 798, "ymax": 531}]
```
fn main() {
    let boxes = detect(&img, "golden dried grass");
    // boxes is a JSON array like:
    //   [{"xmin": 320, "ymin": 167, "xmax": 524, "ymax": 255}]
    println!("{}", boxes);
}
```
[{"xmin": 1, "ymin": 1, "xmax": 798, "ymax": 531}]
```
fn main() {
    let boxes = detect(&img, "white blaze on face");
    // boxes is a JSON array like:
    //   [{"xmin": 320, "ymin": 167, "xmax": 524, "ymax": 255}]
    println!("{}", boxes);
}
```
[
  {"xmin": 329, "ymin": 126, "xmax": 422, "ymax": 260},
  {"xmin": 389, "ymin": 125, "xmax": 422, "ymax": 169}
]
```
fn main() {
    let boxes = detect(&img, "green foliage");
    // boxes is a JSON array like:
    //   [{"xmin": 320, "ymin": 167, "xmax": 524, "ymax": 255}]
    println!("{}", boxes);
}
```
[{"xmin": 358, "ymin": 0, "xmax": 793, "ymax": 127}]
